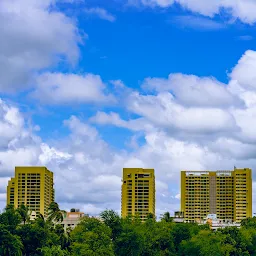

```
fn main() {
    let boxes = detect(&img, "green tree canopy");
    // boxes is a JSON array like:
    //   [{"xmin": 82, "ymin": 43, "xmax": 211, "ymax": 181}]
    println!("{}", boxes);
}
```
[
  {"xmin": 0, "ymin": 204, "xmax": 22, "ymax": 233},
  {"xmin": 100, "ymin": 210, "xmax": 122, "ymax": 240},
  {"xmin": 0, "ymin": 225, "xmax": 23, "ymax": 256},
  {"xmin": 180, "ymin": 230, "xmax": 234, "ymax": 256},
  {"xmin": 161, "ymin": 212, "xmax": 173, "ymax": 223},
  {"xmin": 70, "ymin": 217, "xmax": 115, "ymax": 256},
  {"xmin": 41, "ymin": 245, "xmax": 69, "ymax": 256},
  {"xmin": 47, "ymin": 202, "xmax": 66, "ymax": 224},
  {"xmin": 17, "ymin": 203, "xmax": 30, "ymax": 225}
]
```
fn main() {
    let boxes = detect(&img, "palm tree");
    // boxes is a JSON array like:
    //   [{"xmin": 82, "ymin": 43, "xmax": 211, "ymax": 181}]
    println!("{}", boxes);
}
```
[
  {"xmin": 37, "ymin": 213, "xmax": 45, "ymax": 220},
  {"xmin": 161, "ymin": 212, "xmax": 173, "ymax": 222},
  {"xmin": 146, "ymin": 213, "xmax": 156, "ymax": 221},
  {"xmin": 17, "ymin": 203, "xmax": 29, "ymax": 225},
  {"xmin": 47, "ymin": 202, "xmax": 66, "ymax": 224}
]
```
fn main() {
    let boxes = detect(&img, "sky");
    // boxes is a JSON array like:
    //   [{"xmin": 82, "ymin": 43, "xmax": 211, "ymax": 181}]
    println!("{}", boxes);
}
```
[{"xmin": 1, "ymin": 0, "xmax": 256, "ymax": 216}]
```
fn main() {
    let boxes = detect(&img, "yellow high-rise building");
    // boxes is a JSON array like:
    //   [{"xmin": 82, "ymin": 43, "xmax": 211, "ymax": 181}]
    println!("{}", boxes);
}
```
[
  {"xmin": 7, "ymin": 178, "xmax": 15, "ymax": 206},
  {"xmin": 121, "ymin": 168, "xmax": 155, "ymax": 221},
  {"xmin": 7, "ymin": 166, "xmax": 54, "ymax": 217},
  {"xmin": 181, "ymin": 168, "xmax": 252, "ymax": 223}
]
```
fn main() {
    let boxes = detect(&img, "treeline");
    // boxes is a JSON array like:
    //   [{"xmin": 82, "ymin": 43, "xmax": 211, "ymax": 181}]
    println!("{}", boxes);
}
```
[{"xmin": 1, "ymin": 204, "xmax": 256, "ymax": 256}]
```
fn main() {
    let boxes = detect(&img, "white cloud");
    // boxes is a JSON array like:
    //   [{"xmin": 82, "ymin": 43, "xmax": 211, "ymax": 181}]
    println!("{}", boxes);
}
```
[
  {"xmin": 142, "ymin": 73, "xmax": 242, "ymax": 108},
  {"xmin": 110, "ymin": 80, "xmax": 126, "ymax": 88},
  {"xmin": 90, "ymin": 111, "xmax": 155, "ymax": 132},
  {"xmin": 64, "ymin": 115, "xmax": 100, "ymax": 140},
  {"xmin": 229, "ymin": 50, "xmax": 256, "ymax": 90},
  {"xmin": 0, "ymin": 100, "xmax": 43, "ymax": 178},
  {"xmin": 175, "ymin": 193, "xmax": 181, "ymax": 199},
  {"xmin": 0, "ymin": 100, "xmax": 26, "ymax": 148},
  {"xmin": 39, "ymin": 144, "xmax": 72, "ymax": 165},
  {"xmin": 134, "ymin": 0, "xmax": 256, "ymax": 24},
  {"xmin": 84, "ymin": 7, "xmax": 116, "ymax": 22},
  {"xmin": 127, "ymin": 92, "xmax": 238, "ymax": 134},
  {"xmin": 170, "ymin": 15, "xmax": 225, "ymax": 30},
  {"xmin": 209, "ymin": 138, "xmax": 256, "ymax": 160},
  {"xmin": 0, "ymin": 0, "xmax": 81, "ymax": 92},
  {"xmin": 32, "ymin": 73, "xmax": 116, "ymax": 104}
]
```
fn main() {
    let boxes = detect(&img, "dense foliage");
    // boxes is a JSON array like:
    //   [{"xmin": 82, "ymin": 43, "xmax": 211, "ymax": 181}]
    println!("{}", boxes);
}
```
[{"xmin": 2, "ymin": 205, "xmax": 256, "ymax": 255}]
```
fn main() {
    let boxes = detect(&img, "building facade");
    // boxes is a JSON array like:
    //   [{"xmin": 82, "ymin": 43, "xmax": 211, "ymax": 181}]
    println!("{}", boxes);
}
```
[
  {"xmin": 7, "ymin": 178, "xmax": 15, "ymax": 206},
  {"xmin": 61, "ymin": 209, "xmax": 85, "ymax": 231},
  {"xmin": 7, "ymin": 166, "xmax": 54, "ymax": 217},
  {"xmin": 181, "ymin": 168, "xmax": 252, "ymax": 223},
  {"xmin": 121, "ymin": 168, "xmax": 155, "ymax": 221}
]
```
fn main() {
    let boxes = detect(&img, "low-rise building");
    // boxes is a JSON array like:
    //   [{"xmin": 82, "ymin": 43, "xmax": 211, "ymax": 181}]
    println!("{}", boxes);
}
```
[
  {"xmin": 172, "ymin": 212, "xmax": 241, "ymax": 230},
  {"xmin": 204, "ymin": 214, "xmax": 240, "ymax": 230},
  {"xmin": 173, "ymin": 211, "xmax": 185, "ymax": 223},
  {"xmin": 61, "ymin": 209, "xmax": 86, "ymax": 231}
]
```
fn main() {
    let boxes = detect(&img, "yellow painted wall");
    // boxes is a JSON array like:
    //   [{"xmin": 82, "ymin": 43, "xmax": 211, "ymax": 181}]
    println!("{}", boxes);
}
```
[
  {"xmin": 7, "ymin": 178, "xmax": 15, "ymax": 205},
  {"xmin": 233, "ymin": 168, "xmax": 252, "ymax": 222},
  {"xmin": 181, "ymin": 168, "xmax": 252, "ymax": 223},
  {"xmin": 7, "ymin": 166, "xmax": 54, "ymax": 216},
  {"xmin": 121, "ymin": 168, "xmax": 155, "ymax": 221},
  {"xmin": 180, "ymin": 171, "xmax": 186, "ymax": 213}
]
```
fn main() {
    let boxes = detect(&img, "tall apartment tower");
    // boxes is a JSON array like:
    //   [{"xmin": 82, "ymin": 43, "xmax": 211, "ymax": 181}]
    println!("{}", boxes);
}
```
[
  {"xmin": 7, "ymin": 166, "xmax": 54, "ymax": 217},
  {"xmin": 181, "ymin": 168, "xmax": 252, "ymax": 223},
  {"xmin": 121, "ymin": 168, "xmax": 155, "ymax": 221}
]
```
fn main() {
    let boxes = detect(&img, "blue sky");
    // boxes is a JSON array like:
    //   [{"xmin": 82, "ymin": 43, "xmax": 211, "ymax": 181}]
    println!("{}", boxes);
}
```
[
  {"xmin": 27, "ymin": 0, "xmax": 256, "ymax": 146},
  {"xmin": 1, "ymin": 0, "xmax": 256, "ymax": 216}
]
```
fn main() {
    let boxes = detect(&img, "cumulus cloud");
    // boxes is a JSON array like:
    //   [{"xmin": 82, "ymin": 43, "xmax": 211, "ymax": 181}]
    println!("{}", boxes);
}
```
[
  {"xmin": 0, "ymin": 100, "xmax": 42, "ymax": 177},
  {"xmin": 127, "ymin": 92, "xmax": 238, "ymax": 135},
  {"xmin": 133, "ymin": 0, "xmax": 256, "ymax": 24},
  {"xmin": 142, "ymin": 73, "xmax": 243, "ymax": 108},
  {"xmin": 32, "ymin": 73, "xmax": 116, "ymax": 104},
  {"xmin": 0, "ymin": 0, "xmax": 81, "ymax": 92},
  {"xmin": 90, "ymin": 111, "xmax": 154, "ymax": 132},
  {"xmin": 0, "ymin": 100, "xmax": 25, "ymax": 147},
  {"xmin": 229, "ymin": 50, "xmax": 256, "ymax": 90},
  {"xmin": 84, "ymin": 7, "xmax": 116, "ymax": 22}
]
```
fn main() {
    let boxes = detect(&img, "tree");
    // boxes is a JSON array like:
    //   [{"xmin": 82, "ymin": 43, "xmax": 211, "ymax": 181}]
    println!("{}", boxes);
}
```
[
  {"xmin": 17, "ymin": 203, "xmax": 30, "ymax": 225},
  {"xmin": 146, "ymin": 212, "xmax": 156, "ymax": 220},
  {"xmin": 100, "ymin": 210, "xmax": 122, "ymax": 240},
  {"xmin": 70, "ymin": 217, "xmax": 114, "ymax": 256},
  {"xmin": 17, "ymin": 223, "xmax": 44, "ymax": 256},
  {"xmin": 241, "ymin": 217, "xmax": 256, "ymax": 229},
  {"xmin": 180, "ymin": 230, "xmax": 233, "ymax": 256},
  {"xmin": 54, "ymin": 224, "xmax": 71, "ymax": 250},
  {"xmin": 114, "ymin": 217, "xmax": 143, "ymax": 256},
  {"xmin": 0, "ymin": 204, "xmax": 21, "ymax": 233},
  {"xmin": 218, "ymin": 227, "xmax": 250, "ymax": 255},
  {"xmin": 161, "ymin": 212, "xmax": 173, "ymax": 223},
  {"xmin": 16, "ymin": 217, "xmax": 59, "ymax": 255},
  {"xmin": 240, "ymin": 227, "xmax": 256, "ymax": 255},
  {"xmin": 171, "ymin": 223, "xmax": 195, "ymax": 252},
  {"xmin": 41, "ymin": 245, "xmax": 69, "ymax": 256},
  {"xmin": 140, "ymin": 220, "xmax": 176, "ymax": 256},
  {"xmin": 0, "ymin": 225, "xmax": 23, "ymax": 256},
  {"xmin": 47, "ymin": 202, "xmax": 66, "ymax": 224}
]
